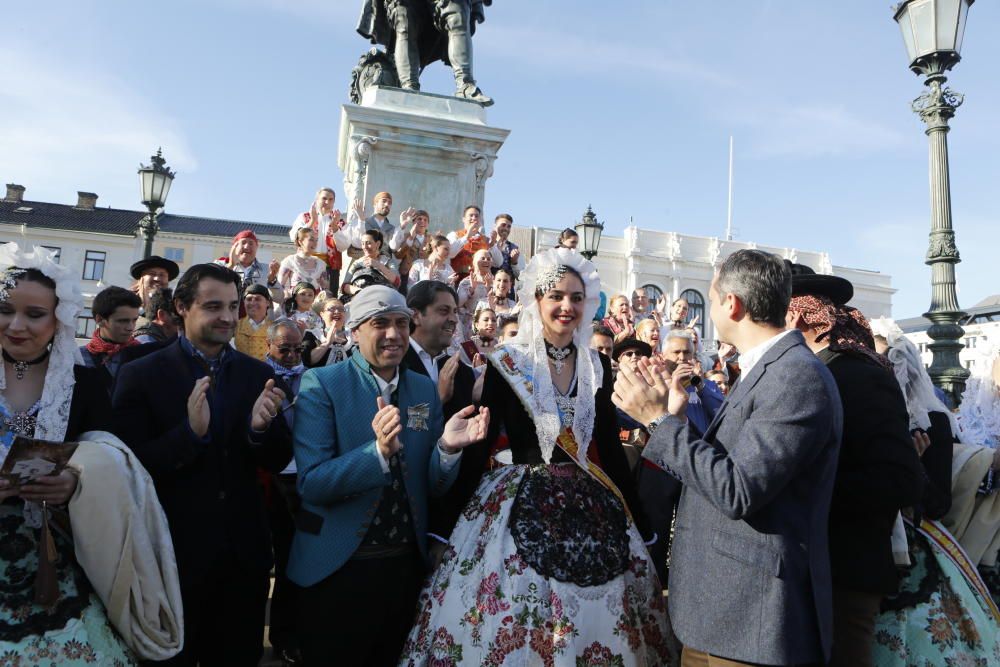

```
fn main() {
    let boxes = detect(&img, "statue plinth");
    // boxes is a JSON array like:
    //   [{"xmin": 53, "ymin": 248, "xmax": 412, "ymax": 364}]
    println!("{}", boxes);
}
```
[{"xmin": 338, "ymin": 86, "xmax": 510, "ymax": 229}]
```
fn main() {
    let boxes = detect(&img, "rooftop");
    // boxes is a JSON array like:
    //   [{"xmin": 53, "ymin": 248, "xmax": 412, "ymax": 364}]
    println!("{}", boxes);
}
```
[
  {"xmin": 0, "ymin": 198, "xmax": 291, "ymax": 240},
  {"xmin": 897, "ymin": 294, "xmax": 1000, "ymax": 332}
]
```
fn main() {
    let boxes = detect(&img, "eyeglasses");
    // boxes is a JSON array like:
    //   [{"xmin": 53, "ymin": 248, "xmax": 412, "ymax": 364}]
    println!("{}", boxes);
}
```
[
  {"xmin": 619, "ymin": 350, "xmax": 643, "ymax": 358},
  {"xmin": 276, "ymin": 345, "xmax": 305, "ymax": 354}
]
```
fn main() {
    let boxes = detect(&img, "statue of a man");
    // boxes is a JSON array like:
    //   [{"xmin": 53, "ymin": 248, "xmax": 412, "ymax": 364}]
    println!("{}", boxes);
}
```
[{"xmin": 357, "ymin": 0, "xmax": 494, "ymax": 106}]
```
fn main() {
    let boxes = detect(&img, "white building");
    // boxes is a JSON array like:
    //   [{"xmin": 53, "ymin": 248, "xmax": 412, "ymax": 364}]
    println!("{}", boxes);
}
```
[
  {"xmin": 0, "ymin": 184, "xmax": 294, "ymax": 337},
  {"xmin": 2, "ymin": 183, "xmax": 895, "ymax": 345},
  {"xmin": 525, "ymin": 225, "xmax": 894, "ymax": 349},
  {"xmin": 900, "ymin": 295, "xmax": 1000, "ymax": 378}
]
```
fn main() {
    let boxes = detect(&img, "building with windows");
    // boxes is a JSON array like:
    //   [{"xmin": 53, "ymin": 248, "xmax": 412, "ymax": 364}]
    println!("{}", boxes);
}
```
[
  {"xmin": 899, "ymin": 295, "xmax": 1000, "ymax": 378},
  {"xmin": 1, "ymin": 184, "xmax": 294, "ymax": 338},
  {"xmin": 3, "ymin": 183, "xmax": 895, "ymax": 345},
  {"xmin": 528, "ymin": 225, "xmax": 894, "ymax": 349}
]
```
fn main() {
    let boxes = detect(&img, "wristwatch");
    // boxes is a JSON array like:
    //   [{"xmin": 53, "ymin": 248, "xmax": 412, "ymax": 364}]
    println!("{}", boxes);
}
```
[{"xmin": 646, "ymin": 413, "xmax": 671, "ymax": 434}]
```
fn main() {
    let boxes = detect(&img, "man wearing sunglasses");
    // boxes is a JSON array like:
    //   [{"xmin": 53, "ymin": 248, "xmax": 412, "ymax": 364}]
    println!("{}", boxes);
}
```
[{"xmin": 263, "ymin": 319, "xmax": 308, "ymax": 665}]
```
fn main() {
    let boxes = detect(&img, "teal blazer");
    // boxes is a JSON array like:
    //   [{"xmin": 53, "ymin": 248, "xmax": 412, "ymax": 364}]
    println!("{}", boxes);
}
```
[{"xmin": 287, "ymin": 352, "xmax": 458, "ymax": 587}]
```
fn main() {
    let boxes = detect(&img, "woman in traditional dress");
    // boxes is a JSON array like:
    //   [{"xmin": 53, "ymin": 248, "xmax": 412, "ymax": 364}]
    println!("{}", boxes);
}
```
[
  {"xmin": 400, "ymin": 248, "xmax": 676, "ymax": 667},
  {"xmin": 303, "ymin": 297, "xmax": 351, "ymax": 367},
  {"xmin": 470, "ymin": 307, "xmax": 498, "ymax": 354},
  {"xmin": 283, "ymin": 282, "xmax": 325, "ymax": 341},
  {"xmin": 340, "ymin": 229, "xmax": 400, "ymax": 300},
  {"xmin": 408, "ymin": 235, "xmax": 456, "ymax": 287},
  {"xmin": 278, "ymin": 228, "xmax": 329, "ymax": 296},
  {"xmin": 869, "ymin": 318, "xmax": 1000, "ymax": 665},
  {"xmin": 0, "ymin": 245, "xmax": 138, "ymax": 665}
]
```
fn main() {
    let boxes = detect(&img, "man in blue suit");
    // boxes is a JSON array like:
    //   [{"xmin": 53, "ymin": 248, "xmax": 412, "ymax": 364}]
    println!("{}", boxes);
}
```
[
  {"xmin": 614, "ymin": 249, "xmax": 843, "ymax": 666},
  {"xmin": 288, "ymin": 285, "xmax": 489, "ymax": 666}
]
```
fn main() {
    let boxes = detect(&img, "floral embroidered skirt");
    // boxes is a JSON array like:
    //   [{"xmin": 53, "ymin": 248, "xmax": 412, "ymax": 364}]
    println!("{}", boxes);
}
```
[
  {"xmin": 873, "ymin": 520, "xmax": 1000, "ymax": 665},
  {"xmin": 0, "ymin": 505, "xmax": 136, "ymax": 666},
  {"xmin": 400, "ymin": 464, "xmax": 679, "ymax": 667}
]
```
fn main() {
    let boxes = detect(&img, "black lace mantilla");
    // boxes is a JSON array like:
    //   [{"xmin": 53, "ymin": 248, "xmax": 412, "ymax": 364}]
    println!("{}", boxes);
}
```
[{"xmin": 509, "ymin": 465, "xmax": 629, "ymax": 587}]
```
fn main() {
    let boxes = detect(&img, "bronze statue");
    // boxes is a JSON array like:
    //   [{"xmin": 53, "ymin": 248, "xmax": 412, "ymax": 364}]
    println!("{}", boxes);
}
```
[{"xmin": 355, "ymin": 0, "xmax": 494, "ymax": 106}]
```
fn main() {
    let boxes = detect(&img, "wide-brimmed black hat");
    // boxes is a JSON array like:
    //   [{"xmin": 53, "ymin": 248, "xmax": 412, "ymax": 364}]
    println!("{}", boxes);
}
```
[
  {"xmin": 786, "ymin": 261, "xmax": 853, "ymax": 306},
  {"xmin": 612, "ymin": 338, "xmax": 653, "ymax": 362},
  {"xmin": 130, "ymin": 256, "xmax": 180, "ymax": 281}
]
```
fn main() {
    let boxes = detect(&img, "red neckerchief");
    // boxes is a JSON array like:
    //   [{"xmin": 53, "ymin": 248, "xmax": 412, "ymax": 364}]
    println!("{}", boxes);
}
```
[{"xmin": 85, "ymin": 330, "xmax": 138, "ymax": 363}]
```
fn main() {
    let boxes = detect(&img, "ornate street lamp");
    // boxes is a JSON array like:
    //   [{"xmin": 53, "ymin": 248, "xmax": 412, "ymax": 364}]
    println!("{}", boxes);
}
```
[
  {"xmin": 137, "ymin": 148, "xmax": 175, "ymax": 259},
  {"xmin": 575, "ymin": 205, "xmax": 604, "ymax": 261},
  {"xmin": 893, "ymin": 0, "xmax": 974, "ymax": 406}
]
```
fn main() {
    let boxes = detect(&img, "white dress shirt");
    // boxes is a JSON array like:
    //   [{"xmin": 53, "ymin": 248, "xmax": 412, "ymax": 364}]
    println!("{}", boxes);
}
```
[
  {"xmin": 371, "ymin": 368, "xmax": 460, "ymax": 473},
  {"xmin": 735, "ymin": 329, "xmax": 796, "ymax": 378},
  {"xmin": 408, "ymin": 338, "xmax": 441, "ymax": 383}
]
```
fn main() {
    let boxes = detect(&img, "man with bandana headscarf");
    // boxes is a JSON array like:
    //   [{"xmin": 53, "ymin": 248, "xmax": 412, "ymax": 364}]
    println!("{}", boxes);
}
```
[
  {"xmin": 786, "ymin": 262, "xmax": 924, "ymax": 667},
  {"xmin": 287, "ymin": 285, "xmax": 489, "ymax": 664}
]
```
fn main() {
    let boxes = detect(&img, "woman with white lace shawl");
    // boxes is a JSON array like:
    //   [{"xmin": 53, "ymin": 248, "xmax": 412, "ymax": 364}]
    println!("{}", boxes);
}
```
[
  {"xmin": 869, "ymin": 318, "xmax": 1000, "ymax": 665},
  {"xmin": 0, "ymin": 245, "xmax": 182, "ymax": 664},
  {"xmin": 399, "ymin": 248, "xmax": 677, "ymax": 667}
]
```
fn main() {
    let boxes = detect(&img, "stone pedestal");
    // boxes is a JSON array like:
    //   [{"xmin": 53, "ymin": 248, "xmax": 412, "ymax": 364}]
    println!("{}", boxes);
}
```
[{"xmin": 338, "ymin": 86, "xmax": 510, "ymax": 228}]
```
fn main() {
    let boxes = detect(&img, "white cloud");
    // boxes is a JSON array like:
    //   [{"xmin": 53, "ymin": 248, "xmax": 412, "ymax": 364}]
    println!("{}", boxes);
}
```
[
  {"xmin": 741, "ymin": 104, "xmax": 908, "ymax": 159},
  {"xmin": 476, "ymin": 24, "xmax": 745, "ymax": 90},
  {"xmin": 0, "ymin": 43, "xmax": 196, "ymax": 207},
  {"xmin": 208, "ymin": 0, "xmax": 357, "ymax": 24}
]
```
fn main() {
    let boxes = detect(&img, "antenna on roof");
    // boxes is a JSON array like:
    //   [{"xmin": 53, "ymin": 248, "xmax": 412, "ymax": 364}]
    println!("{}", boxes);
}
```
[{"xmin": 725, "ymin": 136, "xmax": 734, "ymax": 241}]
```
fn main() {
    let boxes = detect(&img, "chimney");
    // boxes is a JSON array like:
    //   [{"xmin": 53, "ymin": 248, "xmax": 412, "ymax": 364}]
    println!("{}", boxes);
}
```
[
  {"xmin": 75, "ymin": 191, "xmax": 98, "ymax": 210},
  {"xmin": 4, "ymin": 184, "xmax": 25, "ymax": 203}
]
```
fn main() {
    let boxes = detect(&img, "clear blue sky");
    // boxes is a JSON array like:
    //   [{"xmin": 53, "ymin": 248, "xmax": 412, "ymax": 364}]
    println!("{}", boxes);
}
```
[{"xmin": 3, "ymin": 1, "xmax": 997, "ymax": 319}]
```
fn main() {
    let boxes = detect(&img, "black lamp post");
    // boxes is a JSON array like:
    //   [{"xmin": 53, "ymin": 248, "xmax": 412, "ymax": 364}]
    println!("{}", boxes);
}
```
[
  {"xmin": 893, "ymin": 0, "xmax": 974, "ymax": 406},
  {"xmin": 137, "ymin": 148, "xmax": 175, "ymax": 259},
  {"xmin": 575, "ymin": 205, "xmax": 604, "ymax": 260}
]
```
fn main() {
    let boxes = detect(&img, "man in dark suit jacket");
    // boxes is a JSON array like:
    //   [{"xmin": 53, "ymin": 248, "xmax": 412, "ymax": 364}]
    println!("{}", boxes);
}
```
[
  {"xmin": 614, "ymin": 250, "xmax": 843, "ymax": 666},
  {"xmin": 404, "ymin": 280, "xmax": 480, "ymax": 541},
  {"xmin": 787, "ymin": 264, "xmax": 924, "ymax": 667},
  {"xmin": 112, "ymin": 264, "xmax": 291, "ymax": 667}
]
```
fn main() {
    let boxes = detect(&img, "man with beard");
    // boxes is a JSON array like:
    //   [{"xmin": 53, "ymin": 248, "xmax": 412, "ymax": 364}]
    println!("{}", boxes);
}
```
[
  {"xmin": 357, "ymin": 0, "xmax": 494, "ymax": 104},
  {"xmin": 487, "ymin": 213, "xmax": 523, "ymax": 280},
  {"xmin": 341, "ymin": 191, "xmax": 406, "ymax": 261},
  {"xmin": 112, "ymin": 263, "xmax": 292, "ymax": 667}
]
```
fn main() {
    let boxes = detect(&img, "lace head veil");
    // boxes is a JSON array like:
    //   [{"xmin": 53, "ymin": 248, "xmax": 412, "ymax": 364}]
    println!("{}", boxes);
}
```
[
  {"xmin": 870, "ymin": 317, "xmax": 959, "ymax": 437},
  {"xmin": 0, "ymin": 244, "xmax": 84, "ymax": 442},
  {"xmin": 507, "ymin": 248, "xmax": 602, "ymax": 464},
  {"xmin": 956, "ymin": 340, "xmax": 1000, "ymax": 449}
]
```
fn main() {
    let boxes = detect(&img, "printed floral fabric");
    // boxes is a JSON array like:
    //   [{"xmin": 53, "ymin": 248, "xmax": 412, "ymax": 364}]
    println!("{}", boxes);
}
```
[
  {"xmin": 399, "ymin": 464, "xmax": 678, "ymax": 667},
  {"xmin": 0, "ymin": 505, "xmax": 135, "ymax": 665},
  {"xmin": 873, "ymin": 522, "xmax": 1000, "ymax": 666},
  {"xmin": 509, "ymin": 465, "xmax": 629, "ymax": 587}
]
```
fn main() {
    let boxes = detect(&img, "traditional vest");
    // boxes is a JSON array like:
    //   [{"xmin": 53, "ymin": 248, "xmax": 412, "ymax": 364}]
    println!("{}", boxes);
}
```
[
  {"xmin": 234, "ymin": 317, "xmax": 269, "ymax": 361},
  {"xmin": 450, "ymin": 229, "xmax": 490, "ymax": 277}
]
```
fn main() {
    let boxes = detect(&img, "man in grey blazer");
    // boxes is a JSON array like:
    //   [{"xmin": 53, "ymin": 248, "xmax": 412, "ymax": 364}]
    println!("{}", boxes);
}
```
[{"xmin": 614, "ymin": 249, "xmax": 843, "ymax": 666}]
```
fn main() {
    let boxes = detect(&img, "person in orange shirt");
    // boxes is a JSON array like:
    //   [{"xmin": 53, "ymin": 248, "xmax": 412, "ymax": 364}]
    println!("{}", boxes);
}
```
[{"xmin": 446, "ymin": 205, "xmax": 494, "ymax": 283}]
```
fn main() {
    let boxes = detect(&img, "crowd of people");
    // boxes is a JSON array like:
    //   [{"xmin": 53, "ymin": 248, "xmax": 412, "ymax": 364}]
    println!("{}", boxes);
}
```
[{"xmin": 1, "ymin": 186, "xmax": 999, "ymax": 667}]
